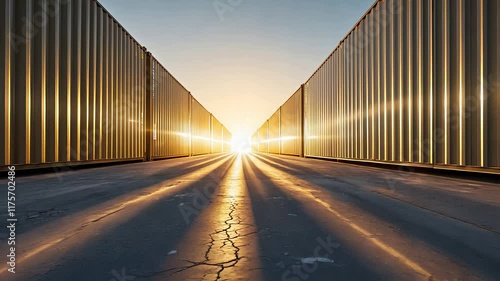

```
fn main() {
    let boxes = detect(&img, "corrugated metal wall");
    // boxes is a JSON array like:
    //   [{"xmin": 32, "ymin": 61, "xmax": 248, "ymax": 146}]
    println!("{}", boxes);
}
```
[
  {"xmin": 223, "ymin": 126, "xmax": 232, "ymax": 152},
  {"xmin": 191, "ymin": 97, "xmax": 211, "ymax": 156},
  {"xmin": 211, "ymin": 115, "xmax": 223, "ymax": 153},
  {"xmin": 1, "ymin": 0, "xmax": 232, "ymax": 169},
  {"xmin": 280, "ymin": 88, "xmax": 303, "ymax": 156},
  {"xmin": 268, "ymin": 109, "xmax": 280, "ymax": 154},
  {"xmin": 254, "ymin": 0, "xmax": 499, "ymax": 173},
  {"xmin": 151, "ymin": 58, "xmax": 190, "ymax": 159},
  {"xmin": 1, "ymin": 0, "xmax": 146, "ymax": 167},
  {"xmin": 258, "ymin": 121, "xmax": 269, "ymax": 153},
  {"xmin": 251, "ymin": 133, "xmax": 259, "ymax": 152}
]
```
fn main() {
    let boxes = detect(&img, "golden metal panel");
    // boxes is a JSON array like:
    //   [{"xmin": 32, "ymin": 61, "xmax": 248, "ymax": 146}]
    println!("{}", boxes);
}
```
[
  {"xmin": 1, "ymin": 0, "xmax": 13, "ymax": 166},
  {"xmin": 268, "ymin": 109, "xmax": 280, "ymax": 154},
  {"xmin": 254, "ymin": 0, "xmax": 499, "ymax": 173},
  {"xmin": 280, "ymin": 88, "xmax": 302, "ymax": 156},
  {"xmin": 0, "ymin": 0, "xmax": 223, "ymax": 169}
]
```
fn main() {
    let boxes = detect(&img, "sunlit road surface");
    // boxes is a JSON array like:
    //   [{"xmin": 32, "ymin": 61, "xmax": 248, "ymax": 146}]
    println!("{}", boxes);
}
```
[{"xmin": 1, "ymin": 154, "xmax": 500, "ymax": 281}]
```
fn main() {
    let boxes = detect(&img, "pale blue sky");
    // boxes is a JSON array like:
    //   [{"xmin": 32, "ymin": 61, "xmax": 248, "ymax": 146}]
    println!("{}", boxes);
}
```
[{"xmin": 99, "ymin": 0, "xmax": 375, "ymax": 142}]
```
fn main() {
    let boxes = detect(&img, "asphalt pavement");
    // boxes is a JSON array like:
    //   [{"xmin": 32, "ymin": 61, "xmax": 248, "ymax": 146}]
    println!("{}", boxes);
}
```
[{"xmin": 1, "ymin": 153, "xmax": 499, "ymax": 281}]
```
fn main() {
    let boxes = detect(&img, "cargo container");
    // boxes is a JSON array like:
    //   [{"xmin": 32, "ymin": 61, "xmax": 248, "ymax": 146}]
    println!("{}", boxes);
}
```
[
  {"xmin": 211, "ymin": 115, "xmax": 223, "ymax": 154},
  {"xmin": 191, "ymin": 97, "xmax": 212, "ymax": 156},
  {"xmin": 222, "ymin": 126, "xmax": 232, "ymax": 152},
  {"xmin": 268, "ymin": 109, "xmax": 280, "ymax": 154},
  {"xmin": 251, "ymin": 133, "xmax": 259, "ymax": 153},
  {"xmin": 258, "ymin": 121, "xmax": 269, "ymax": 153},
  {"xmin": 149, "ymin": 58, "xmax": 191, "ymax": 159},
  {"xmin": 0, "ymin": 0, "xmax": 146, "ymax": 167},
  {"xmin": 254, "ymin": 0, "xmax": 499, "ymax": 174},
  {"xmin": 1, "ymin": 0, "xmax": 231, "ymax": 170},
  {"xmin": 280, "ymin": 87, "xmax": 303, "ymax": 156}
]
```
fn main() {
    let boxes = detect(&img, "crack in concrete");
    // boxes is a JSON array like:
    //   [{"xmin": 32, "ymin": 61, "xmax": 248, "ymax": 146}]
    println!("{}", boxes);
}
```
[{"xmin": 136, "ymin": 199, "xmax": 258, "ymax": 281}]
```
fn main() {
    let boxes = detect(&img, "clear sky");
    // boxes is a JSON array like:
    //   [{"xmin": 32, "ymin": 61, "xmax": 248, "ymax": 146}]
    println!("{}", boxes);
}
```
[{"xmin": 99, "ymin": 0, "xmax": 375, "ymax": 144}]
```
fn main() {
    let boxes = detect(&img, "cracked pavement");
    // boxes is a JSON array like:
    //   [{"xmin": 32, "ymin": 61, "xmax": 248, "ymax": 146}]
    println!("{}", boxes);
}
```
[{"xmin": 0, "ymin": 153, "xmax": 499, "ymax": 281}]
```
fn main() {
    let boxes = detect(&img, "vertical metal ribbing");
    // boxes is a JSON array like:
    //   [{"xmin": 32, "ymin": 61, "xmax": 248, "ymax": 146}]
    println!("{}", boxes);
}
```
[
  {"xmin": 40, "ymin": 0, "xmax": 48, "ymax": 164},
  {"xmin": 91, "ymin": 2, "xmax": 97, "ymax": 160},
  {"xmin": 304, "ymin": 82, "xmax": 307, "ymax": 156},
  {"xmin": 376, "ymin": 4, "xmax": 382, "ymax": 161},
  {"xmin": 62, "ymin": 0, "xmax": 71, "ymax": 162},
  {"xmin": 351, "ymin": 28, "xmax": 355, "ymax": 159},
  {"xmin": 119, "ymin": 28, "xmax": 124, "ymax": 159},
  {"xmin": 348, "ymin": 41, "xmax": 352, "ymax": 159},
  {"xmin": 115, "ymin": 23, "xmax": 120, "ymax": 159},
  {"xmin": 157, "ymin": 62, "xmax": 161, "ymax": 156},
  {"xmin": 372, "ymin": 9, "xmax": 376, "ymax": 160},
  {"xmin": 407, "ymin": 0, "xmax": 413, "ymax": 163},
  {"xmin": 210, "ymin": 114, "xmax": 213, "ymax": 154},
  {"xmin": 71, "ymin": 0, "xmax": 81, "ymax": 161},
  {"xmin": 382, "ymin": 2, "xmax": 388, "ymax": 161},
  {"xmin": 323, "ymin": 63, "xmax": 327, "ymax": 157},
  {"xmin": 152, "ymin": 60, "xmax": 156, "ymax": 157},
  {"xmin": 109, "ymin": 19, "xmax": 114, "ymax": 159},
  {"xmin": 341, "ymin": 46, "xmax": 348, "ymax": 158},
  {"xmin": 136, "ymin": 47, "xmax": 140, "ymax": 157},
  {"xmin": 359, "ymin": 27, "xmax": 363, "ymax": 160},
  {"xmin": 163, "ymin": 64, "xmax": 166, "ymax": 156},
  {"xmin": 83, "ymin": 0, "xmax": 89, "ymax": 161},
  {"xmin": 399, "ymin": 0, "xmax": 404, "ymax": 162},
  {"xmin": 104, "ymin": 13, "xmax": 109, "ymax": 160},
  {"xmin": 26, "ymin": 0, "xmax": 33, "ymax": 164},
  {"xmin": 100, "ymin": 12, "xmax": 106, "ymax": 159},
  {"xmin": 342, "ymin": 47, "xmax": 346, "ymax": 158},
  {"xmin": 279, "ymin": 108, "xmax": 282, "ymax": 155},
  {"xmin": 301, "ymin": 84, "xmax": 305, "ymax": 157},
  {"xmin": 354, "ymin": 31, "xmax": 359, "ymax": 159},
  {"xmin": 188, "ymin": 93, "xmax": 192, "ymax": 156},
  {"xmin": 97, "ymin": 6, "xmax": 103, "ymax": 160},
  {"xmin": 156, "ymin": 62, "xmax": 160, "ymax": 157},
  {"xmin": 493, "ymin": 0, "xmax": 500, "ymax": 168},
  {"xmin": 128, "ymin": 38, "xmax": 133, "ymax": 158},
  {"xmin": 153, "ymin": 62, "xmax": 157, "ymax": 157},
  {"xmin": 346, "ymin": 38, "xmax": 350, "ymax": 158},
  {"xmin": 3, "ymin": 0, "xmax": 12, "ymax": 165},
  {"xmin": 458, "ymin": 0, "xmax": 465, "ymax": 166},
  {"xmin": 443, "ymin": 0, "xmax": 449, "ymax": 165},
  {"xmin": 330, "ymin": 55, "xmax": 334, "ymax": 158},
  {"xmin": 359, "ymin": 23, "xmax": 365, "ymax": 160},
  {"xmin": 118, "ymin": 27, "xmax": 123, "ymax": 159},
  {"xmin": 429, "ymin": 0, "xmax": 434, "ymax": 164},
  {"xmin": 124, "ymin": 36, "xmax": 128, "ymax": 158},
  {"xmin": 53, "ymin": 0, "xmax": 61, "ymax": 163},
  {"xmin": 139, "ymin": 49, "xmax": 143, "ymax": 157},
  {"xmin": 366, "ymin": 16, "xmax": 371, "ymax": 159},
  {"xmin": 390, "ymin": 0, "xmax": 396, "ymax": 161},
  {"xmin": 87, "ymin": 1, "xmax": 92, "ymax": 160},
  {"xmin": 373, "ymin": 5, "xmax": 383, "ymax": 160},
  {"xmin": 136, "ymin": 45, "xmax": 140, "ymax": 157},
  {"xmin": 333, "ymin": 54, "xmax": 336, "ymax": 157},
  {"xmin": 131, "ymin": 43, "xmax": 135, "ymax": 158},
  {"xmin": 478, "ymin": 0, "xmax": 486, "ymax": 167},
  {"xmin": 364, "ymin": 21, "xmax": 368, "ymax": 160},
  {"xmin": 366, "ymin": 14, "xmax": 370, "ymax": 159},
  {"xmin": 112, "ymin": 18, "xmax": 118, "ymax": 159},
  {"xmin": 124, "ymin": 33, "xmax": 129, "ymax": 159},
  {"xmin": 417, "ymin": 0, "xmax": 423, "ymax": 163},
  {"xmin": 144, "ymin": 52, "xmax": 152, "ymax": 161}
]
